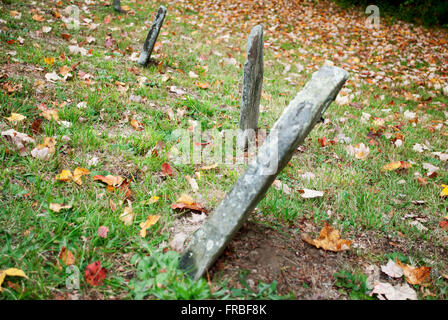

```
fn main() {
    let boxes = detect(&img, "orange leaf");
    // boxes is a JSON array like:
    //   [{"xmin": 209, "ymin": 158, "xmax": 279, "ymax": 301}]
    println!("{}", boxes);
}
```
[
  {"xmin": 130, "ymin": 119, "xmax": 144, "ymax": 131},
  {"xmin": 195, "ymin": 81, "xmax": 210, "ymax": 89},
  {"xmin": 162, "ymin": 162, "xmax": 173, "ymax": 176},
  {"xmin": 58, "ymin": 246, "xmax": 75, "ymax": 266},
  {"xmin": 396, "ymin": 259, "xmax": 431, "ymax": 285},
  {"xmin": 93, "ymin": 175, "xmax": 124, "ymax": 187},
  {"xmin": 301, "ymin": 222, "xmax": 352, "ymax": 252},
  {"xmin": 139, "ymin": 215, "xmax": 161, "ymax": 237},
  {"xmin": 73, "ymin": 167, "xmax": 90, "ymax": 185}
]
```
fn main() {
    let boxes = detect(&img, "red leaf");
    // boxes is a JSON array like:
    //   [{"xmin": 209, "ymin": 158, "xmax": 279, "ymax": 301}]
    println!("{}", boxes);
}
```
[
  {"xmin": 162, "ymin": 163, "xmax": 173, "ymax": 176},
  {"xmin": 440, "ymin": 221, "xmax": 448, "ymax": 231},
  {"xmin": 61, "ymin": 33, "xmax": 71, "ymax": 40},
  {"xmin": 317, "ymin": 137, "xmax": 328, "ymax": 147},
  {"xmin": 85, "ymin": 261, "xmax": 107, "ymax": 286}
]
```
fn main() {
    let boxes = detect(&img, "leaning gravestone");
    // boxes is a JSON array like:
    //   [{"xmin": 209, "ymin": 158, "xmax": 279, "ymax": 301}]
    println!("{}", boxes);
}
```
[
  {"xmin": 179, "ymin": 65, "xmax": 349, "ymax": 280},
  {"xmin": 137, "ymin": 6, "xmax": 167, "ymax": 66},
  {"xmin": 238, "ymin": 25, "xmax": 264, "ymax": 150}
]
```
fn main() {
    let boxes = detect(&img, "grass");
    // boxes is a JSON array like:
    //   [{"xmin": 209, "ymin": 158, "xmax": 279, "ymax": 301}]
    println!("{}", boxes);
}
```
[{"xmin": 0, "ymin": 0, "xmax": 447, "ymax": 300}]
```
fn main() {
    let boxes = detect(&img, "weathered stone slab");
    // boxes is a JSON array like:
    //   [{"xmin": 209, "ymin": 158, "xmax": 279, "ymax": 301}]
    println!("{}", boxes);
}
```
[
  {"xmin": 238, "ymin": 25, "xmax": 264, "ymax": 150},
  {"xmin": 113, "ymin": 0, "xmax": 121, "ymax": 12},
  {"xmin": 137, "ymin": 6, "xmax": 167, "ymax": 66},
  {"xmin": 179, "ymin": 65, "xmax": 349, "ymax": 280}
]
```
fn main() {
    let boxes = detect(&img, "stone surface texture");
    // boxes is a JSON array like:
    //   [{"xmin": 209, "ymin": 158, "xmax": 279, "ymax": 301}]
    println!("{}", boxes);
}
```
[
  {"xmin": 113, "ymin": 0, "xmax": 121, "ymax": 12},
  {"xmin": 179, "ymin": 65, "xmax": 349, "ymax": 280},
  {"xmin": 137, "ymin": 6, "xmax": 167, "ymax": 66},
  {"xmin": 238, "ymin": 25, "xmax": 264, "ymax": 149}
]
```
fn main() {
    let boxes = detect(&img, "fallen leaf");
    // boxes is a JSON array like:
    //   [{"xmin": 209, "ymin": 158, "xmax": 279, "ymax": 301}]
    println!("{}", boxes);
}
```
[
  {"xmin": 185, "ymin": 175, "xmax": 199, "ymax": 192},
  {"xmin": 441, "ymin": 185, "xmax": 448, "ymax": 197},
  {"xmin": 381, "ymin": 259, "xmax": 404, "ymax": 278},
  {"xmin": 119, "ymin": 207, "xmax": 135, "ymax": 226},
  {"xmin": 45, "ymin": 71, "xmax": 61, "ymax": 82},
  {"xmin": 44, "ymin": 57, "xmax": 55, "ymax": 65},
  {"xmin": 273, "ymin": 180, "xmax": 292, "ymax": 195},
  {"xmin": 0, "ymin": 268, "xmax": 27, "ymax": 292},
  {"xmin": 5, "ymin": 113, "xmax": 26, "ymax": 123},
  {"xmin": 371, "ymin": 282, "xmax": 417, "ymax": 300},
  {"xmin": 1, "ymin": 129, "xmax": 35, "ymax": 155},
  {"xmin": 345, "ymin": 143, "xmax": 370, "ymax": 160},
  {"xmin": 422, "ymin": 163, "xmax": 439, "ymax": 178},
  {"xmin": 73, "ymin": 167, "xmax": 90, "ymax": 185},
  {"xmin": 171, "ymin": 194, "xmax": 207, "ymax": 213},
  {"xmin": 176, "ymin": 194, "xmax": 194, "ymax": 205},
  {"xmin": 31, "ymin": 137, "xmax": 56, "ymax": 160},
  {"xmin": 199, "ymin": 163, "xmax": 218, "ymax": 170},
  {"xmin": 37, "ymin": 104, "xmax": 59, "ymax": 121},
  {"xmin": 139, "ymin": 215, "xmax": 161, "ymax": 237},
  {"xmin": 195, "ymin": 81, "xmax": 210, "ymax": 89},
  {"xmin": 439, "ymin": 220, "xmax": 448, "ymax": 231},
  {"xmin": 161, "ymin": 162, "xmax": 173, "ymax": 176},
  {"xmin": 298, "ymin": 188, "xmax": 324, "ymax": 199},
  {"xmin": 93, "ymin": 175, "xmax": 124, "ymax": 187},
  {"xmin": 301, "ymin": 222, "xmax": 352, "ymax": 252},
  {"xmin": 55, "ymin": 170, "xmax": 73, "ymax": 182},
  {"xmin": 130, "ymin": 119, "xmax": 144, "ymax": 131},
  {"xmin": 142, "ymin": 196, "xmax": 160, "ymax": 205},
  {"xmin": 84, "ymin": 261, "xmax": 107, "ymax": 286},
  {"xmin": 396, "ymin": 259, "xmax": 431, "ymax": 285},
  {"xmin": 49, "ymin": 203, "xmax": 72, "ymax": 212},
  {"xmin": 58, "ymin": 246, "xmax": 75, "ymax": 266}
]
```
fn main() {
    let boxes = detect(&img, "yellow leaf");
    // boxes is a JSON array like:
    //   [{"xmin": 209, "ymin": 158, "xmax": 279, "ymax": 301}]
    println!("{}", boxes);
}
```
[
  {"xmin": 130, "ymin": 119, "xmax": 144, "ymax": 131},
  {"xmin": 0, "ymin": 268, "xmax": 27, "ymax": 292},
  {"xmin": 44, "ymin": 57, "xmax": 54, "ymax": 65},
  {"xmin": 5, "ymin": 113, "xmax": 26, "ymax": 123},
  {"xmin": 55, "ymin": 169, "xmax": 73, "ymax": 182},
  {"xmin": 441, "ymin": 185, "xmax": 448, "ymax": 197},
  {"xmin": 142, "ymin": 196, "xmax": 159, "ymax": 205},
  {"xmin": 176, "ymin": 194, "xmax": 194, "ymax": 205},
  {"xmin": 121, "ymin": 5, "xmax": 131, "ymax": 11},
  {"xmin": 73, "ymin": 167, "xmax": 90, "ymax": 185},
  {"xmin": 301, "ymin": 222, "xmax": 352, "ymax": 252},
  {"xmin": 49, "ymin": 203, "xmax": 72, "ymax": 212},
  {"xmin": 120, "ymin": 207, "xmax": 135, "ymax": 226},
  {"xmin": 139, "ymin": 215, "xmax": 161, "ymax": 237},
  {"xmin": 381, "ymin": 161, "xmax": 402, "ymax": 171}
]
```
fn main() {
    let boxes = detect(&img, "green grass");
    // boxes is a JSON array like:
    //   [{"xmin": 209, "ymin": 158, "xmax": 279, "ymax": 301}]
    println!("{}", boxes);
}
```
[{"xmin": 0, "ymin": 0, "xmax": 447, "ymax": 300}]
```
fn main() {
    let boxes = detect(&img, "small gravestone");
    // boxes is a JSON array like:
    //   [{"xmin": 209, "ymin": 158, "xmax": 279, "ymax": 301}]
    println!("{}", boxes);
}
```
[
  {"xmin": 113, "ymin": 0, "xmax": 122, "ymax": 12},
  {"xmin": 238, "ymin": 25, "xmax": 264, "ymax": 150},
  {"xmin": 179, "ymin": 65, "xmax": 349, "ymax": 280},
  {"xmin": 137, "ymin": 6, "xmax": 167, "ymax": 66}
]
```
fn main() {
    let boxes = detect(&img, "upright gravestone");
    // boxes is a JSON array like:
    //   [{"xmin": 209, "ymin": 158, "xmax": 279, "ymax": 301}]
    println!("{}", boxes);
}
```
[
  {"xmin": 113, "ymin": 0, "xmax": 121, "ymax": 12},
  {"xmin": 179, "ymin": 65, "xmax": 349, "ymax": 280},
  {"xmin": 138, "ymin": 6, "xmax": 167, "ymax": 66},
  {"xmin": 238, "ymin": 25, "xmax": 264, "ymax": 150}
]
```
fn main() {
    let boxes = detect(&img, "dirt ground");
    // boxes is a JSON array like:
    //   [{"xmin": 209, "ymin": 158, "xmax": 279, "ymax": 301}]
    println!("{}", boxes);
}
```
[{"xmin": 209, "ymin": 218, "xmax": 363, "ymax": 299}]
